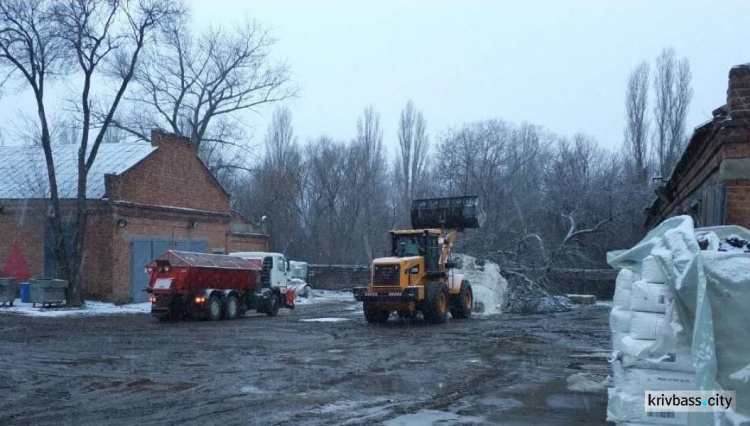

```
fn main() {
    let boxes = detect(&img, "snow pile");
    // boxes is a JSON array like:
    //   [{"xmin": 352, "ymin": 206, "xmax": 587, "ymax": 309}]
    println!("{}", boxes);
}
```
[
  {"xmin": 452, "ymin": 254, "xmax": 508, "ymax": 316},
  {"xmin": 607, "ymin": 217, "xmax": 750, "ymax": 425},
  {"xmin": 0, "ymin": 299, "xmax": 151, "ymax": 317}
]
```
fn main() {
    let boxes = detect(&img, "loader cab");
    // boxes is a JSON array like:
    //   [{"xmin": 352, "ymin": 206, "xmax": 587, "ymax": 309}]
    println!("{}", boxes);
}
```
[{"xmin": 390, "ymin": 229, "xmax": 442, "ymax": 274}]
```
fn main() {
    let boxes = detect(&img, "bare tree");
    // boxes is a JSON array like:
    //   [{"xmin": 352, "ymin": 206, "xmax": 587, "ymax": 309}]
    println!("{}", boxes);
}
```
[
  {"xmin": 396, "ymin": 100, "xmax": 429, "ymax": 225},
  {"xmin": 624, "ymin": 61, "xmax": 650, "ymax": 182},
  {"xmin": 653, "ymin": 48, "xmax": 692, "ymax": 179},
  {"xmin": 113, "ymin": 17, "xmax": 295, "ymax": 158},
  {"xmin": 0, "ymin": 0, "xmax": 74, "ymax": 297},
  {"xmin": 0, "ymin": 0, "xmax": 181, "ymax": 306}
]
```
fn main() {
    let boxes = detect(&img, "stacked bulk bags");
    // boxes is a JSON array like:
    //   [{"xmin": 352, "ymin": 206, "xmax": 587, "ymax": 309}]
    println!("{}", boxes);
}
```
[
  {"xmin": 608, "ymin": 258, "xmax": 696, "ymax": 425},
  {"xmin": 606, "ymin": 216, "xmax": 750, "ymax": 426}
]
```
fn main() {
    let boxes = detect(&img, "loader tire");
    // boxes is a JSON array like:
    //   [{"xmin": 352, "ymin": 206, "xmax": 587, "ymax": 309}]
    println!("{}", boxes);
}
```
[
  {"xmin": 422, "ymin": 282, "xmax": 449, "ymax": 324},
  {"xmin": 207, "ymin": 295, "xmax": 223, "ymax": 321},
  {"xmin": 450, "ymin": 280, "xmax": 473, "ymax": 319},
  {"xmin": 364, "ymin": 303, "xmax": 390, "ymax": 324},
  {"xmin": 224, "ymin": 295, "xmax": 240, "ymax": 320}
]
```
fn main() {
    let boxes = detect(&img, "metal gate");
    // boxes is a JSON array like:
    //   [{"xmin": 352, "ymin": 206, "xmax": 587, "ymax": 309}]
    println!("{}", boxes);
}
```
[{"xmin": 130, "ymin": 239, "xmax": 207, "ymax": 303}]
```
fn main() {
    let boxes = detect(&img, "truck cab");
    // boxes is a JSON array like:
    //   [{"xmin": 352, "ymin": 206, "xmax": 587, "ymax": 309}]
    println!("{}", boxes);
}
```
[{"xmin": 230, "ymin": 252, "xmax": 291, "ymax": 291}]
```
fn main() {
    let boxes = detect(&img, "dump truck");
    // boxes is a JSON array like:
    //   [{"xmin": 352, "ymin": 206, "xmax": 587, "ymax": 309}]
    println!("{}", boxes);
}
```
[
  {"xmin": 144, "ymin": 250, "xmax": 306, "ymax": 322},
  {"xmin": 353, "ymin": 196, "xmax": 484, "ymax": 324}
]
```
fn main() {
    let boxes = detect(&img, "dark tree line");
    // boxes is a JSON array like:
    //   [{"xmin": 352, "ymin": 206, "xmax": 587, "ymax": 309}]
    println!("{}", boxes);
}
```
[{"xmin": 230, "ymin": 90, "xmax": 685, "ymax": 269}]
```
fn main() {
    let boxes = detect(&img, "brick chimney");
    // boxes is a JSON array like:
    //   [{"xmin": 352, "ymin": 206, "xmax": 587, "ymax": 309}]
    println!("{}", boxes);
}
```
[
  {"xmin": 150, "ymin": 129, "xmax": 195, "ymax": 150},
  {"xmin": 728, "ymin": 64, "xmax": 750, "ymax": 120}
]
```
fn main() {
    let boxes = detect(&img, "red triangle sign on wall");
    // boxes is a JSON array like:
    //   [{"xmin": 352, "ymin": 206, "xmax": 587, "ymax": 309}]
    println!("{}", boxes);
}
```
[{"xmin": 2, "ymin": 244, "xmax": 32, "ymax": 282}]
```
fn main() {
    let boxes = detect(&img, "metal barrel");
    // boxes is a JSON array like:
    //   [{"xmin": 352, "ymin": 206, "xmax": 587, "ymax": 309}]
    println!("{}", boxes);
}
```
[{"xmin": 410, "ymin": 196, "xmax": 485, "ymax": 230}]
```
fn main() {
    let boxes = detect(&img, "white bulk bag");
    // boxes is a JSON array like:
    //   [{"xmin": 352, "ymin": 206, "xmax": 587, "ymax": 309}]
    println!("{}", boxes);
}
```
[
  {"xmin": 630, "ymin": 311, "xmax": 665, "ymax": 340},
  {"xmin": 629, "ymin": 280, "xmax": 671, "ymax": 313},
  {"xmin": 609, "ymin": 307, "xmax": 631, "ymax": 333},
  {"xmin": 641, "ymin": 255, "xmax": 666, "ymax": 283}
]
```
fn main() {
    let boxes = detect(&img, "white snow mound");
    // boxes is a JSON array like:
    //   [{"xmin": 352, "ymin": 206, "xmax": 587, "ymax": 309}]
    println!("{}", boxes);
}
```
[{"xmin": 452, "ymin": 254, "xmax": 508, "ymax": 316}]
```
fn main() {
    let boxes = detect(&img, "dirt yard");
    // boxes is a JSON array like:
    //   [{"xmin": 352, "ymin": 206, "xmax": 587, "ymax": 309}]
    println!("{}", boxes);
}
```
[{"xmin": 0, "ymin": 296, "xmax": 612, "ymax": 425}]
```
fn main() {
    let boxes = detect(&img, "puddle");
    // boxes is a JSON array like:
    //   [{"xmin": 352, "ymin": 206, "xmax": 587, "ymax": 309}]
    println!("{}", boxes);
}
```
[
  {"xmin": 478, "ymin": 396, "xmax": 523, "ymax": 410},
  {"xmin": 240, "ymin": 385, "xmax": 264, "ymax": 394},
  {"xmin": 384, "ymin": 409, "xmax": 484, "ymax": 426},
  {"xmin": 545, "ymin": 394, "xmax": 590, "ymax": 409},
  {"xmin": 300, "ymin": 318, "xmax": 350, "ymax": 323}
]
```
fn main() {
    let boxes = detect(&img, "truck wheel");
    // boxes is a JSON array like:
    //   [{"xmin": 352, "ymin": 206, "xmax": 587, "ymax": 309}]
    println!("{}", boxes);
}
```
[
  {"xmin": 265, "ymin": 293, "xmax": 280, "ymax": 317},
  {"xmin": 207, "ymin": 295, "xmax": 223, "ymax": 321},
  {"xmin": 155, "ymin": 311, "xmax": 172, "ymax": 322},
  {"xmin": 224, "ymin": 295, "xmax": 240, "ymax": 320},
  {"xmin": 450, "ymin": 280, "xmax": 473, "ymax": 319},
  {"xmin": 422, "ymin": 282, "xmax": 449, "ymax": 324},
  {"xmin": 364, "ymin": 303, "xmax": 390, "ymax": 324}
]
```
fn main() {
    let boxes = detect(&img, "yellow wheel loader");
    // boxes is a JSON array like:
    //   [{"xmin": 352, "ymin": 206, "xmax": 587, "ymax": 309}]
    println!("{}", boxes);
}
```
[{"xmin": 353, "ymin": 196, "xmax": 484, "ymax": 324}]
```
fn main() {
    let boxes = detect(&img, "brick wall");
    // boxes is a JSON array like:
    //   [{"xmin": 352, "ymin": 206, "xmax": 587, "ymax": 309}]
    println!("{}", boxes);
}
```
[
  {"xmin": 109, "ymin": 203, "xmax": 230, "ymax": 303},
  {"xmin": 105, "ymin": 131, "xmax": 230, "ymax": 214},
  {"xmin": 0, "ymin": 201, "xmax": 45, "ymax": 279},
  {"xmin": 226, "ymin": 233, "xmax": 268, "ymax": 253},
  {"xmin": 725, "ymin": 180, "xmax": 750, "ymax": 228},
  {"xmin": 646, "ymin": 64, "xmax": 750, "ymax": 228}
]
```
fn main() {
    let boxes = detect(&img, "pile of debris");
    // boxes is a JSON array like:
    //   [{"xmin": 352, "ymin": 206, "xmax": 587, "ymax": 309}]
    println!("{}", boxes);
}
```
[
  {"xmin": 500, "ymin": 269, "xmax": 571, "ymax": 314},
  {"xmin": 452, "ymin": 254, "xmax": 570, "ymax": 315}
]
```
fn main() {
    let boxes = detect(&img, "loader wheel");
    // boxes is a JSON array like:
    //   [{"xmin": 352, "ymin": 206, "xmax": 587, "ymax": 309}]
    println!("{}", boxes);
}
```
[
  {"xmin": 207, "ymin": 295, "xmax": 223, "ymax": 321},
  {"xmin": 224, "ymin": 295, "xmax": 240, "ymax": 320},
  {"xmin": 422, "ymin": 282, "xmax": 449, "ymax": 324},
  {"xmin": 265, "ymin": 293, "xmax": 280, "ymax": 317},
  {"xmin": 364, "ymin": 303, "xmax": 390, "ymax": 324},
  {"xmin": 450, "ymin": 280, "xmax": 473, "ymax": 319}
]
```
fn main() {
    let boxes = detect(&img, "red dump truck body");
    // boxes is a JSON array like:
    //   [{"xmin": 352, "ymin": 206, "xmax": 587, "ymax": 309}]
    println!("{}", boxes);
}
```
[{"xmin": 144, "ymin": 250, "xmax": 299, "ymax": 322}]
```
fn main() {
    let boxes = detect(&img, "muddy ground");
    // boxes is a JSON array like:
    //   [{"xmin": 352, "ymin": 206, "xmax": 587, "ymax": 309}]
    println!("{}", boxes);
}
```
[{"xmin": 0, "ymin": 297, "xmax": 612, "ymax": 426}]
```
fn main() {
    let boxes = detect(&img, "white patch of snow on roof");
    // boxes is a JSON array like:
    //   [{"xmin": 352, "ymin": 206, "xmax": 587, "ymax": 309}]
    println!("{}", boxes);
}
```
[{"xmin": 0, "ymin": 143, "xmax": 156, "ymax": 199}]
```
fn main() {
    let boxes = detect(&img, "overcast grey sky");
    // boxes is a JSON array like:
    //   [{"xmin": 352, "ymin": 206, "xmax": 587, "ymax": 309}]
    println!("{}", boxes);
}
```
[
  {"xmin": 1, "ymin": 1, "xmax": 748, "ymax": 155},
  {"xmin": 191, "ymin": 0, "xmax": 749, "ymax": 153}
]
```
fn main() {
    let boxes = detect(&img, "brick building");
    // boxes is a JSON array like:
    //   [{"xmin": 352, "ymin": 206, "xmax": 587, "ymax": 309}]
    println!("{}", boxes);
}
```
[
  {"xmin": 645, "ymin": 64, "xmax": 750, "ymax": 229},
  {"xmin": 0, "ymin": 131, "xmax": 268, "ymax": 303}
]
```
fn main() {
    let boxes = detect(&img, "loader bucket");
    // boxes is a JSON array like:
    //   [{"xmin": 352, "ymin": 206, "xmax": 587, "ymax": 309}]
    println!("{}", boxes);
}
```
[{"xmin": 410, "ymin": 196, "xmax": 485, "ymax": 230}]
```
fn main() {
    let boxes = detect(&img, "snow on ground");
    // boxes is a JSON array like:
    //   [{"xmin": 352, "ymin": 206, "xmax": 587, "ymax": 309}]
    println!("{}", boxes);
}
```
[
  {"xmin": 452, "ymin": 254, "xmax": 508, "ymax": 316},
  {"xmin": 299, "ymin": 317, "xmax": 350, "ymax": 323},
  {"xmin": 0, "ymin": 299, "xmax": 151, "ymax": 317},
  {"xmin": 566, "ymin": 373, "xmax": 608, "ymax": 392}
]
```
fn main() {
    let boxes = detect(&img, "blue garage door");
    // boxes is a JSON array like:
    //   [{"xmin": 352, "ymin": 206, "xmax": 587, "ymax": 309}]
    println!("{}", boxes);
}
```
[{"xmin": 131, "ymin": 239, "xmax": 207, "ymax": 303}]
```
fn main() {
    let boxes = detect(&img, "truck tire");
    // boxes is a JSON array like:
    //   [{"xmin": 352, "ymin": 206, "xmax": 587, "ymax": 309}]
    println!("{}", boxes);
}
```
[
  {"xmin": 224, "ymin": 295, "xmax": 240, "ymax": 320},
  {"xmin": 450, "ymin": 280, "xmax": 473, "ymax": 319},
  {"xmin": 265, "ymin": 293, "xmax": 280, "ymax": 317},
  {"xmin": 155, "ymin": 311, "xmax": 172, "ymax": 322},
  {"xmin": 207, "ymin": 295, "xmax": 223, "ymax": 321},
  {"xmin": 422, "ymin": 282, "xmax": 449, "ymax": 324},
  {"xmin": 364, "ymin": 303, "xmax": 390, "ymax": 324}
]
